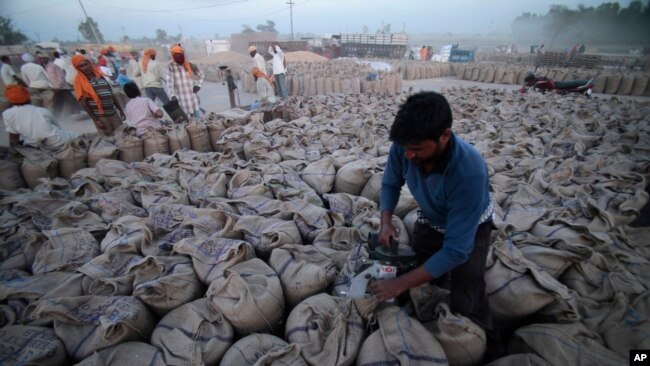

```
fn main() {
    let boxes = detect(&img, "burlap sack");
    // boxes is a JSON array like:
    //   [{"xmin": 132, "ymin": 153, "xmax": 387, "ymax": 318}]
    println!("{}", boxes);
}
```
[
  {"xmin": 178, "ymin": 167, "xmax": 228, "ymax": 205},
  {"xmin": 323, "ymin": 193, "xmax": 376, "ymax": 223},
  {"xmin": 0, "ymin": 304, "xmax": 16, "ymax": 327},
  {"xmin": 33, "ymin": 296, "xmax": 155, "ymax": 361},
  {"xmin": 631, "ymin": 75, "xmax": 648, "ymax": 96},
  {"xmin": 424, "ymin": 303, "xmax": 486, "ymax": 366},
  {"xmin": 264, "ymin": 171, "xmax": 322, "ymax": 206},
  {"xmin": 87, "ymin": 137, "xmax": 119, "ymax": 167},
  {"xmin": 151, "ymin": 298, "xmax": 234, "ymax": 365},
  {"xmin": 128, "ymin": 255, "xmax": 204, "ymax": 315},
  {"xmin": 350, "ymin": 209, "xmax": 410, "ymax": 246},
  {"xmin": 174, "ymin": 235, "xmax": 255, "ymax": 284},
  {"xmin": 148, "ymin": 203, "xmax": 197, "ymax": 254},
  {"xmin": 605, "ymin": 74, "xmax": 622, "ymax": 94},
  {"xmin": 75, "ymin": 342, "xmax": 166, "ymax": 366},
  {"xmin": 593, "ymin": 74, "xmax": 607, "ymax": 93},
  {"xmin": 220, "ymin": 334, "xmax": 307, "ymax": 366},
  {"xmin": 142, "ymin": 129, "xmax": 170, "ymax": 157},
  {"xmin": 312, "ymin": 227, "xmax": 365, "ymax": 270},
  {"xmin": 133, "ymin": 182, "xmax": 189, "ymax": 209},
  {"xmin": 206, "ymin": 121, "xmax": 226, "ymax": 151},
  {"xmin": 32, "ymin": 228, "xmax": 100, "ymax": 274},
  {"xmin": 0, "ymin": 325, "xmax": 68, "ymax": 365},
  {"xmin": 269, "ymin": 244, "xmax": 337, "ymax": 308},
  {"xmin": 0, "ymin": 271, "xmax": 78, "ymax": 303},
  {"xmin": 16, "ymin": 146, "xmax": 59, "ymax": 189},
  {"xmin": 285, "ymin": 198, "xmax": 345, "ymax": 243},
  {"xmin": 244, "ymin": 135, "xmax": 281, "ymax": 164},
  {"xmin": 50, "ymin": 201, "xmax": 106, "ymax": 233},
  {"xmin": 167, "ymin": 123, "xmax": 192, "ymax": 153},
  {"xmin": 359, "ymin": 173, "xmax": 419, "ymax": 218},
  {"xmin": 227, "ymin": 169, "xmax": 274, "ymax": 199},
  {"xmin": 512, "ymin": 231, "xmax": 592, "ymax": 278},
  {"xmin": 485, "ymin": 240, "xmax": 576, "ymax": 319},
  {"xmin": 510, "ymin": 323, "xmax": 626, "ymax": 366},
  {"xmin": 357, "ymin": 306, "xmax": 448, "ymax": 366},
  {"xmin": 117, "ymin": 134, "xmax": 144, "ymax": 163},
  {"xmin": 230, "ymin": 195, "xmax": 292, "ymax": 219},
  {"xmin": 100, "ymin": 215, "xmax": 153, "ymax": 255},
  {"xmin": 403, "ymin": 208, "xmax": 418, "ymax": 243},
  {"xmin": 617, "ymin": 74, "xmax": 635, "ymax": 95},
  {"xmin": 234, "ymin": 215, "xmax": 302, "ymax": 258},
  {"xmin": 285, "ymin": 293, "xmax": 365, "ymax": 366},
  {"xmin": 206, "ymin": 258, "xmax": 285, "ymax": 335},
  {"xmin": 186, "ymin": 120, "xmax": 212, "ymax": 152},
  {"xmin": 0, "ymin": 159, "xmax": 26, "ymax": 190},
  {"xmin": 334, "ymin": 160, "xmax": 378, "ymax": 196},
  {"xmin": 89, "ymin": 189, "xmax": 148, "ymax": 222},
  {"xmin": 54, "ymin": 139, "xmax": 88, "ymax": 179},
  {"xmin": 77, "ymin": 251, "xmax": 141, "ymax": 296},
  {"xmin": 181, "ymin": 208, "xmax": 242, "ymax": 238}
]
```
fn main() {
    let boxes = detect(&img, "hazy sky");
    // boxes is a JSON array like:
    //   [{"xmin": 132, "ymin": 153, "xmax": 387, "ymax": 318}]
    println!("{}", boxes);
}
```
[{"xmin": 1, "ymin": 0, "xmax": 642, "ymax": 42}]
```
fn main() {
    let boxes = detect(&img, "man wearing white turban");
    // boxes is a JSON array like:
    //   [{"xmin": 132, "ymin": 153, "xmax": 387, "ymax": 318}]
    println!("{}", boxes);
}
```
[{"xmin": 20, "ymin": 53, "xmax": 55, "ymax": 113}]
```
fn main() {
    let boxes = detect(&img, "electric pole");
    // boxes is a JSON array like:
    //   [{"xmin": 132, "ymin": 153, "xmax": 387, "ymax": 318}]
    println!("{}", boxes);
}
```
[
  {"xmin": 78, "ymin": 0, "xmax": 101, "ymax": 45},
  {"xmin": 287, "ymin": 0, "xmax": 295, "ymax": 41}
]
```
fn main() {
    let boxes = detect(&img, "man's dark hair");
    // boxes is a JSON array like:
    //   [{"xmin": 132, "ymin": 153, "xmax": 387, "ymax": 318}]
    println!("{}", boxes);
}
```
[
  {"xmin": 389, "ymin": 91, "xmax": 453, "ymax": 145},
  {"xmin": 79, "ymin": 49, "xmax": 87, "ymax": 55},
  {"xmin": 1, "ymin": 56, "xmax": 9, "ymax": 63},
  {"xmin": 53, "ymin": 51, "xmax": 60, "ymax": 58},
  {"xmin": 123, "ymin": 82, "xmax": 141, "ymax": 98}
]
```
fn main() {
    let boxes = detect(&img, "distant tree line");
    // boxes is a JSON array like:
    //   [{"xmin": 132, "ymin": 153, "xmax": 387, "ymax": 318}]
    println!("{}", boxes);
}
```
[{"xmin": 511, "ymin": 1, "xmax": 650, "ymax": 46}]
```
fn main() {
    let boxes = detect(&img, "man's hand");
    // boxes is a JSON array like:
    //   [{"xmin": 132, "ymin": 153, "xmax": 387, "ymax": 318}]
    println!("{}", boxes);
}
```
[
  {"xmin": 369, "ymin": 277, "xmax": 407, "ymax": 302},
  {"xmin": 193, "ymin": 86, "xmax": 200, "ymax": 93},
  {"xmin": 94, "ymin": 119, "xmax": 107, "ymax": 130},
  {"xmin": 118, "ymin": 110, "xmax": 126, "ymax": 121},
  {"xmin": 379, "ymin": 211, "xmax": 399, "ymax": 249},
  {"xmin": 171, "ymin": 96, "xmax": 178, "ymax": 103}
]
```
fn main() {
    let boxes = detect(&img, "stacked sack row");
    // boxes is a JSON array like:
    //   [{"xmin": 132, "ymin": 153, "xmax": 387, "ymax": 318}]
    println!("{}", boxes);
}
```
[
  {"xmin": 0, "ymin": 89, "xmax": 649, "ymax": 365},
  {"xmin": 240, "ymin": 60, "xmax": 403, "ymax": 96},
  {"xmin": 0, "ymin": 110, "xmax": 256, "ymax": 191},
  {"xmin": 392, "ymin": 61, "xmax": 455, "ymax": 80},
  {"xmin": 453, "ymin": 63, "xmax": 650, "ymax": 96}
]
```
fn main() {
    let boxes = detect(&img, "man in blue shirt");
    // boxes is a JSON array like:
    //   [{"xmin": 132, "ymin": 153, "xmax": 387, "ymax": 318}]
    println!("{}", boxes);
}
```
[{"xmin": 370, "ymin": 91, "xmax": 496, "ymax": 351}]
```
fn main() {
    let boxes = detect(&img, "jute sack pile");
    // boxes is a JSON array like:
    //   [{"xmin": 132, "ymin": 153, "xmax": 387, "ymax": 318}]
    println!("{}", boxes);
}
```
[
  {"xmin": 485, "ymin": 240, "xmax": 576, "ymax": 319},
  {"xmin": 357, "ymin": 306, "xmax": 449, "ymax": 366},
  {"xmin": 220, "ymin": 333, "xmax": 307, "ymax": 366},
  {"xmin": 234, "ymin": 215, "xmax": 302, "ymax": 258},
  {"xmin": 88, "ymin": 190, "xmax": 148, "ymax": 223},
  {"xmin": 127, "ymin": 255, "xmax": 204, "ymax": 315},
  {"xmin": 173, "ymin": 235, "xmax": 255, "ymax": 284},
  {"xmin": 150, "ymin": 298, "xmax": 234, "ymax": 365},
  {"xmin": 334, "ymin": 160, "xmax": 380, "ymax": 196},
  {"xmin": 75, "ymin": 342, "xmax": 166, "ymax": 366},
  {"xmin": 116, "ymin": 134, "xmax": 144, "ymax": 163},
  {"xmin": 229, "ymin": 195, "xmax": 292, "ymax": 219},
  {"xmin": 360, "ymin": 172, "xmax": 419, "ymax": 218},
  {"xmin": 269, "ymin": 244, "xmax": 337, "ymax": 308},
  {"xmin": 510, "ymin": 322, "xmax": 627, "ymax": 366},
  {"xmin": 31, "ymin": 228, "xmax": 100, "ymax": 274},
  {"xmin": 285, "ymin": 293, "xmax": 365, "ymax": 366},
  {"xmin": 87, "ymin": 137, "xmax": 119, "ymax": 168},
  {"xmin": 227, "ymin": 169, "xmax": 273, "ymax": 199},
  {"xmin": 424, "ymin": 303, "xmax": 486, "ymax": 366},
  {"xmin": 206, "ymin": 258, "xmax": 285, "ymax": 335},
  {"xmin": 485, "ymin": 353, "xmax": 552, "ymax": 366},
  {"xmin": 167, "ymin": 123, "xmax": 192, "ymax": 153},
  {"xmin": 178, "ymin": 167, "xmax": 228, "ymax": 205},
  {"xmin": 142, "ymin": 129, "xmax": 170, "ymax": 157},
  {"xmin": 33, "ymin": 295, "xmax": 155, "ymax": 361},
  {"xmin": 186, "ymin": 120, "xmax": 212, "ymax": 152},
  {"xmin": 0, "ymin": 325, "xmax": 68, "ymax": 365},
  {"xmin": 54, "ymin": 139, "xmax": 88, "ymax": 179}
]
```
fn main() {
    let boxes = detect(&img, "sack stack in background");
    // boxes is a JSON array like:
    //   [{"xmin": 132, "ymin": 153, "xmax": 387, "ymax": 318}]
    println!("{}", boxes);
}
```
[{"xmin": 0, "ymin": 88, "xmax": 648, "ymax": 365}]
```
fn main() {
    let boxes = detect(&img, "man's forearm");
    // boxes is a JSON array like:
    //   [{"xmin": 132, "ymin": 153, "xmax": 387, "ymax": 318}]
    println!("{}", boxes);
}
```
[
  {"xmin": 397, "ymin": 266, "xmax": 434, "ymax": 290},
  {"xmin": 381, "ymin": 210, "xmax": 394, "ymax": 225}
]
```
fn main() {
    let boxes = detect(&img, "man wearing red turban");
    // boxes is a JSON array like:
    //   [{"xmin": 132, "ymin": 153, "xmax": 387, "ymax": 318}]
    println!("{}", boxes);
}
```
[
  {"xmin": 166, "ymin": 44, "xmax": 204, "ymax": 117},
  {"xmin": 3, "ymin": 85, "xmax": 77, "ymax": 149}
]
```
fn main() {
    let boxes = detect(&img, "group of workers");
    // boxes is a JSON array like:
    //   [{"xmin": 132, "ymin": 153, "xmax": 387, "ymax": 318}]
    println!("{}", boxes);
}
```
[
  {"xmin": 248, "ymin": 42, "xmax": 288, "ymax": 102},
  {"xmin": 2, "ymin": 43, "xmax": 205, "ymax": 147}
]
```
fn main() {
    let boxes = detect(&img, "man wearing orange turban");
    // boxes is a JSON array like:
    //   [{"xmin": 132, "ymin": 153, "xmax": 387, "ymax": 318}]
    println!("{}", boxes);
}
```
[
  {"xmin": 71, "ymin": 54, "xmax": 125, "ymax": 136},
  {"xmin": 133, "ymin": 48, "xmax": 170, "ymax": 105},
  {"xmin": 166, "ymin": 44, "xmax": 205, "ymax": 117},
  {"xmin": 3, "ymin": 85, "xmax": 77, "ymax": 149}
]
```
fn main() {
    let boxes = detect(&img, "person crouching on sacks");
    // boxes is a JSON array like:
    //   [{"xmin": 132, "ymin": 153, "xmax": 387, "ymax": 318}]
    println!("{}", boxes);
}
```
[
  {"xmin": 370, "ymin": 91, "xmax": 504, "ymax": 361},
  {"xmin": 251, "ymin": 66, "xmax": 275, "ymax": 103},
  {"xmin": 71, "ymin": 54, "xmax": 125, "ymax": 136},
  {"xmin": 3, "ymin": 84, "xmax": 78, "ymax": 149},
  {"xmin": 122, "ymin": 81, "xmax": 164, "ymax": 137}
]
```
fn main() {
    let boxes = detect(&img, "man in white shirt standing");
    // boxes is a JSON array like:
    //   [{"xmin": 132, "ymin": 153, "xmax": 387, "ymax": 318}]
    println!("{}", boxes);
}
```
[
  {"xmin": 249, "ymin": 45, "xmax": 267, "ymax": 75},
  {"xmin": 134, "ymin": 48, "xmax": 170, "ymax": 105},
  {"xmin": 267, "ymin": 42, "xmax": 288, "ymax": 98},
  {"xmin": 20, "ymin": 53, "xmax": 55, "ymax": 113},
  {"xmin": 3, "ymin": 84, "xmax": 77, "ymax": 150},
  {"xmin": 1, "ymin": 56, "xmax": 27, "ymax": 87}
]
